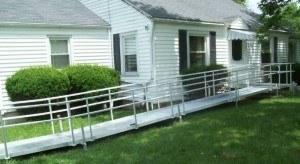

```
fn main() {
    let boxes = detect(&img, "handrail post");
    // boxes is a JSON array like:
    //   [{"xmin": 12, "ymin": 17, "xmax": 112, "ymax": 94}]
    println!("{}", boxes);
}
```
[
  {"xmin": 169, "ymin": 83, "xmax": 174, "ymax": 116},
  {"xmin": 286, "ymin": 64, "xmax": 288, "ymax": 84},
  {"xmin": 204, "ymin": 72, "xmax": 207, "ymax": 98},
  {"xmin": 177, "ymin": 105, "xmax": 182, "ymax": 122},
  {"xmin": 278, "ymin": 65, "xmax": 281, "ymax": 88},
  {"xmin": 108, "ymin": 89, "xmax": 114, "ymax": 120},
  {"xmin": 213, "ymin": 72, "xmax": 215, "ymax": 96},
  {"xmin": 0, "ymin": 111, "xmax": 9, "ymax": 159},
  {"xmin": 48, "ymin": 99, "xmax": 55, "ymax": 134},
  {"xmin": 86, "ymin": 99, "xmax": 93, "ymax": 141},
  {"xmin": 157, "ymin": 87, "xmax": 161, "ymax": 109},
  {"xmin": 80, "ymin": 125, "xmax": 87, "ymax": 150},
  {"xmin": 66, "ymin": 97, "xmax": 75, "ymax": 146},
  {"xmin": 181, "ymin": 82, "xmax": 186, "ymax": 114},
  {"xmin": 132, "ymin": 91, "xmax": 138, "ymax": 129},
  {"xmin": 235, "ymin": 84, "xmax": 238, "ymax": 108},
  {"xmin": 270, "ymin": 65, "xmax": 273, "ymax": 90},
  {"xmin": 290, "ymin": 64, "xmax": 293, "ymax": 84},
  {"xmin": 144, "ymin": 84, "xmax": 149, "ymax": 112}
]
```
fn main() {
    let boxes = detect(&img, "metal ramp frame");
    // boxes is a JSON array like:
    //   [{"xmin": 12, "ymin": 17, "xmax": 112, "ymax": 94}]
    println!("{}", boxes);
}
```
[{"xmin": 0, "ymin": 63, "xmax": 295, "ymax": 159}]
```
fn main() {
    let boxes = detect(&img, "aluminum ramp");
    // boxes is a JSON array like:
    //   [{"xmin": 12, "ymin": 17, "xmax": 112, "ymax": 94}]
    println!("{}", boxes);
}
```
[{"xmin": 0, "ymin": 86, "xmax": 271, "ymax": 159}]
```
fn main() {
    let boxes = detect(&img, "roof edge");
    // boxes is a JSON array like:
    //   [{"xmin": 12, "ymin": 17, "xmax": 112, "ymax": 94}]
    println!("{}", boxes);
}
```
[
  {"xmin": 121, "ymin": 0, "xmax": 153, "ymax": 20},
  {"xmin": 0, "ymin": 22, "xmax": 111, "ymax": 29},
  {"xmin": 152, "ymin": 18, "xmax": 225, "ymax": 26}
]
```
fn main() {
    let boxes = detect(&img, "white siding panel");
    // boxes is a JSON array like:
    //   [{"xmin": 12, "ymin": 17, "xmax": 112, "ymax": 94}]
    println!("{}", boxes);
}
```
[
  {"xmin": 278, "ymin": 37, "xmax": 289, "ymax": 63},
  {"xmin": 0, "ymin": 35, "xmax": 48, "ymax": 109},
  {"xmin": 0, "ymin": 27, "xmax": 110, "ymax": 110},
  {"xmin": 270, "ymin": 33, "xmax": 289, "ymax": 63},
  {"xmin": 80, "ymin": 0, "xmax": 152, "ymax": 83},
  {"xmin": 154, "ymin": 22, "xmax": 228, "ymax": 81},
  {"xmin": 230, "ymin": 18, "xmax": 249, "ymax": 30}
]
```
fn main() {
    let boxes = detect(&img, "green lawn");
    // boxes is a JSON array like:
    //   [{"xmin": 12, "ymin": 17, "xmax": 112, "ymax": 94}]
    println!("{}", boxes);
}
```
[{"xmin": 3, "ymin": 91, "xmax": 300, "ymax": 163}]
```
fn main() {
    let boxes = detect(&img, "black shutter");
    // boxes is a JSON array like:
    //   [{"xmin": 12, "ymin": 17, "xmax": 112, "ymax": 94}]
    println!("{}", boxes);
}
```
[
  {"xmin": 179, "ymin": 30, "xmax": 188, "ymax": 71},
  {"xmin": 209, "ymin": 31, "xmax": 217, "ymax": 65},
  {"xmin": 113, "ymin": 34, "xmax": 121, "ymax": 72},
  {"xmin": 274, "ymin": 37, "xmax": 278, "ymax": 63}
]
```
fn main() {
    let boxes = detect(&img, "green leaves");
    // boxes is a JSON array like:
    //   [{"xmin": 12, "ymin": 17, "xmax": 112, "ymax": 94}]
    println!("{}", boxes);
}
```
[
  {"xmin": 234, "ymin": 0, "xmax": 247, "ymax": 6},
  {"xmin": 62, "ymin": 65, "xmax": 121, "ymax": 95},
  {"xmin": 6, "ymin": 66, "xmax": 70, "ymax": 101},
  {"xmin": 258, "ymin": 0, "xmax": 300, "ymax": 38}
]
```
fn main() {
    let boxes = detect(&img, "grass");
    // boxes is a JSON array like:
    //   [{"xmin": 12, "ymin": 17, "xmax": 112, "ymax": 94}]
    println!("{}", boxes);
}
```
[
  {"xmin": 1, "ymin": 108, "xmax": 146, "ymax": 143},
  {"xmin": 1, "ymin": 91, "xmax": 300, "ymax": 163}
]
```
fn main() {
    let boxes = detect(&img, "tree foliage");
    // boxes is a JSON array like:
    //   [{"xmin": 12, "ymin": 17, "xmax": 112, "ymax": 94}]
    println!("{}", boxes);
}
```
[
  {"xmin": 234, "ymin": 0, "xmax": 247, "ymax": 6},
  {"xmin": 258, "ymin": 0, "xmax": 300, "ymax": 38}
]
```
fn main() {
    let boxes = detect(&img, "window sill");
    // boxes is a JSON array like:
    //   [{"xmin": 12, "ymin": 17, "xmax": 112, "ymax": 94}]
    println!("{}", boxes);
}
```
[{"xmin": 121, "ymin": 72, "xmax": 139, "ymax": 77}]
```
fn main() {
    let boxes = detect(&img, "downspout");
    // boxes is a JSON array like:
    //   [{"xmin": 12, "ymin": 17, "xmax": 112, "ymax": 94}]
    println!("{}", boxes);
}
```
[
  {"xmin": 108, "ymin": 27, "xmax": 113, "ymax": 68},
  {"xmin": 107, "ymin": 0, "xmax": 114, "ymax": 68},
  {"xmin": 147, "ymin": 20, "xmax": 155, "ymax": 85}
]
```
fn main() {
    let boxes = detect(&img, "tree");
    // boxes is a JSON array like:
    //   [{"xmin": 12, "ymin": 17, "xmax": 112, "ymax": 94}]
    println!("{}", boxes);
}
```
[
  {"xmin": 257, "ymin": 0, "xmax": 300, "ymax": 38},
  {"xmin": 234, "ymin": 0, "xmax": 247, "ymax": 6}
]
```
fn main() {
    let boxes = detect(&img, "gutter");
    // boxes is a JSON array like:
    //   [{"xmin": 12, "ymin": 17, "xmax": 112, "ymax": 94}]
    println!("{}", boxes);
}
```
[
  {"xmin": 0, "ymin": 22, "xmax": 111, "ymax": 29},
  {"xmin": 152, "ymin": 18, "xmax": 225, "ymax": 26}
]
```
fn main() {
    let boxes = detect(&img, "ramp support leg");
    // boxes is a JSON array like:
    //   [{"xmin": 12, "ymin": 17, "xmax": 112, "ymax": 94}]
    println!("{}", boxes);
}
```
[
  {"xmin": 81, "ymin": 125, "xmax": 88, "ymax": 150},
  {"xmin": 0, "ymin": 112, "xmax": 9, "ymax": 159}
]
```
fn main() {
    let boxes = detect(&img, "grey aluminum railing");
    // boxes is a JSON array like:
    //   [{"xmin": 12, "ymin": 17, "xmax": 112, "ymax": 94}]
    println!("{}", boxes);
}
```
[{"xmin": 0, "ymin": 63, "xmax": 295, "ymax": 159}]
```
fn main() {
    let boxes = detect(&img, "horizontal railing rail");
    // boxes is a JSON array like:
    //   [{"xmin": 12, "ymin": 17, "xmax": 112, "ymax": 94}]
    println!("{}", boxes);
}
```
[{"xmin": 0, "ymin": 63, "xmax": 295, "ymax": 159}]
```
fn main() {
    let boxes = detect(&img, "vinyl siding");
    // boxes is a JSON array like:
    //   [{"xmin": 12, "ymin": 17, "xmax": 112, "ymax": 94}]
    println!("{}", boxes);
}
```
[
  {"xmin": 270, "ymin": 33, "xmax": 289, "ymax": 63},
  {"xmin": 154, "ymin": 22, "xmax": 228, "ymax": 82},
  {"xmin": 80, "ymin": 0, "xmax": 152, "ymax": 84},
  {"xmin": 0, "ymin": 27, "xmax": 110, "ymax": 110},
  {"xmin": 230, "ymin": 18, "xmax": 249, "ymax": 30}
]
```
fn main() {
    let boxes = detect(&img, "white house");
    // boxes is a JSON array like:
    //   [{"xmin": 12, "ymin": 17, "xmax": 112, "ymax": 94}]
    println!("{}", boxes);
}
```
[
  {"xmin": 80, "ymin": 0, "xmax": 290, "ymax": 86},
  {"xmin": 0, "ymin": 0, "xmax": 112, "ymax": 109}
]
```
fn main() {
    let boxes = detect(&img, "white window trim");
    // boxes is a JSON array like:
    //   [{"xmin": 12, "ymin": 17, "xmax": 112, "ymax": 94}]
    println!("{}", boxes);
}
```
[
  {"xmin": 47, "ymin": 37, "xmax": 72, "ymax": 68},
  {"xmin": 120, "ymin": 32, "xmax": 139, "ymax": 76},
  {"xmin": 187, "ymin": 31, "xmax": 209, "ymax": 68}
]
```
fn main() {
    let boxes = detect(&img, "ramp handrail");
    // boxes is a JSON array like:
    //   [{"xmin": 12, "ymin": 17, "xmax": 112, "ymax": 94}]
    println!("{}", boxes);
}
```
[{"xmin": 0, "ymin": 63, "xmax": 294, "ymax": 159}]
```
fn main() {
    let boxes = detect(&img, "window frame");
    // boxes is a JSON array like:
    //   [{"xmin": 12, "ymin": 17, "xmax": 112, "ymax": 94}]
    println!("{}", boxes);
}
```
[
  {"xmin": 120, "ymin": 32, "xmax": 138, "ymax": 76},
  {"xmin": 187, "ymin": 32, "xmax": 209, "ymax": 68},
  {"xmin": 48, "ymin": 37, "xmax": 71, "ymax": 69}
]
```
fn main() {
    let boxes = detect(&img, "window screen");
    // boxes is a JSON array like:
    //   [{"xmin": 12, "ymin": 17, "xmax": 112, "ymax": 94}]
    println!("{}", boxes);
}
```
[
  {"xmin": 123, "ymin": 36, "xmax": 137, "ymax": 72},
  {"xmin": 189, "ymin": 36, "xmax": 206, "ymax": 66},
  {"xmin": 50, "ymin": 39, "xmax": 70, "ymax": 69}
]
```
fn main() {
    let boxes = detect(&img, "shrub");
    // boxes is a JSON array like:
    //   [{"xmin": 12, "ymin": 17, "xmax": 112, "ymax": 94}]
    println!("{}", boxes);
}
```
[
  {"xmin": 6, "ymin": 66, "xmax": 70, "ymax": 101},
  {"xmin": 181, "ymin": 64, "xmax": 228, "ymax": 100},
  {"xmin": 63, "ymin": 65, "xmax": 121, "ymax": 95},
  {"xmin": 293, "ymin": 63, "xmax": 300, "ymax": 85},
  {"xmin": 6, "ymin": 66, "xmax": 70, "ymax": 116},
  {"xmin": 271, "ymin": 64, "xmax": 299, "ymax": 84}
]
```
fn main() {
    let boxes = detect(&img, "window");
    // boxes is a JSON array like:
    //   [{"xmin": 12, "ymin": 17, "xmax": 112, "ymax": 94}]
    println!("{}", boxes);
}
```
[
  {"xmin": 232, "ymin": 40, "xmax": 243, "ymax": 61},
  {"xmin": 50, "ymin": 39, "xmax": 70, "ymax": 69},
  {"xmin": 261, "ymin": 40, "xmax": 271, "ymax": 63},
  {"xmin": 122, "ymin": 35, "xmax": 137, "ymax": 73},
  {"xmin": 189, "ymin": 35, "xmax": 206, "ymax": 67},
  {"xmin": 261, "ymin": 40, "xmax": 271, "ymax": 54}
]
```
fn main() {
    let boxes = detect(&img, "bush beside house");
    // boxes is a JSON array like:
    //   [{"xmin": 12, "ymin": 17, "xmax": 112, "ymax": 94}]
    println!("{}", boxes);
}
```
[
  {"xmin": 181, "ymin": 65, "xmax": 228, "ymax": 100},
  {"xmin": 5, "ymin": 65, "xmax": 120, "ymax": 116},
  {"xmin": 6, "ymin": 67, "xmax": 70, "ymax": 101},
  {"xmin": 63, "ymin": 65, "xmax": 121, "ymax": 94}
]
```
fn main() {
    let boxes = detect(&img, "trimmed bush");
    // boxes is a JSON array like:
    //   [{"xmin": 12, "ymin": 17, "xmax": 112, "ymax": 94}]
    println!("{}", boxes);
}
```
[
  {"xmin": 63, "ymin": 65, "xmax": 121, "ymax": 94},
  {"xmin": 293, "ymin": 63, "xmax": 300, "ymax": 85},
  {"xmin": 181, "ymin": 64, "xmax": 228, "ymax": 100},
  {"xmin": 6, "ymin": 66, "xmax": 70, "ymax": 101},
  {"xmin": 271, "ymin": 64, "xmax": 299, "ymax": 84}
]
